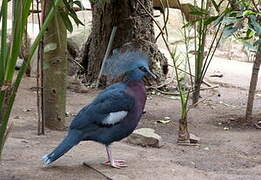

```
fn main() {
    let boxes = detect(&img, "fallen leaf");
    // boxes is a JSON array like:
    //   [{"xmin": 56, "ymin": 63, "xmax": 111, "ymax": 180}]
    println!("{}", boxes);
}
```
[
  {"xmin": 65, "ymin": 112, "xmax": 70, "ymax": 117},
  {"xmin": 203, "ymin": 147, "xmax": 209, "ymax": 151},
  {"xmin": 169, "ymin": 96, "xmax": 180, "ymax": 100},
  {"xmin": 210, "ymin": 71, "xmax": 223, "ymax": 78},
  {"xmin": 219, "ymin": 101, "xmax": 236, "ymax": 108},
  {"xmin": 23, "ymin": 109, "xmax": 31, "ymax": 112},
  {"xmin": 157, "ymin": 119, "xmax": 171, "ymax": 124},
  {"xmin": 21, "ymin": 140, "xmax": 28, "ymax": 143},
  {"xmin": 151, "ymin": 91, "xmax": 156, "ymax": 95},
  {"xmin": 224, "ymin": 127, "xmax": 229, "ymax": 130},
  {"xmin": 1, "ymin": 85, "xmax": 9, "ymax": 91}
]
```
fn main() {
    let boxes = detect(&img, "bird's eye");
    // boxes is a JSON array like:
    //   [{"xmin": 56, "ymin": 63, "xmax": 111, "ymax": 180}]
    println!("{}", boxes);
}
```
[{"xmin": 138, "ymin": 66, "xmax": 147, "ymax": 72}]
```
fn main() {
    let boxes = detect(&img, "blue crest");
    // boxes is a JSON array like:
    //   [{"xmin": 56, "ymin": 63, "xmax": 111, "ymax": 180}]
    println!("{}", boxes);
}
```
[{"xmin": 102, "ymin": 51, "xmax": 149, "ymax": 77}]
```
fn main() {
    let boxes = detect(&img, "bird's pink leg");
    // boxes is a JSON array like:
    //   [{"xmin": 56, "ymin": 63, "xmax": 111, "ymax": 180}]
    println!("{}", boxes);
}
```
[{"xmin": 103, "ymin": 145, "xmax": 127, "ymax": 168}]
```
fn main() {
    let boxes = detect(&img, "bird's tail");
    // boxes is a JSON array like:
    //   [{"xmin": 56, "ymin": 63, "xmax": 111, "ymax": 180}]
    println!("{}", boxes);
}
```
[{"xmin": 42, "ymin": 130, "xmax": 81, "ymax": 165}]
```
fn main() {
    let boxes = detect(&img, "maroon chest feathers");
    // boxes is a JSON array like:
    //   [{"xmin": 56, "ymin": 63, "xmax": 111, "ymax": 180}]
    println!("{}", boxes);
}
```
[{"xmin": 126, "ymin": 81, "xmax": 146, "ymax": 112}]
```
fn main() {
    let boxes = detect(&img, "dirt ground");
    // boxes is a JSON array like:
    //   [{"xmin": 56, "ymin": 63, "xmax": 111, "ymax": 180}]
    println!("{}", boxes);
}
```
[{"xmin": 0, "ymin": 57, "xmax": 261, "ymax": 180}]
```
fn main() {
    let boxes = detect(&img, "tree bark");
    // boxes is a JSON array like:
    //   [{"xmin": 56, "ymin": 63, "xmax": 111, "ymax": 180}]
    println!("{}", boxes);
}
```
[
  {"xmin": 20, "ymin": 31, "xmax": 31, "ymax": 77},
  {"xmin": 80, "ymin": 0, "xmax": 168, "ymax": 85},
  {"xmin": 42, "ymin": 0, "xmax": 67, "ymax": 130},
  {"xmin": 245, "ymin": 40, "xmax": 261, "ymax": 123},
  {"xmin": 178, "ymin": 117, "xmax": 190, "ymax": 142},
  {"xmin": 192, "ymin": 79, "xmax": 201, "ymax": 105}
]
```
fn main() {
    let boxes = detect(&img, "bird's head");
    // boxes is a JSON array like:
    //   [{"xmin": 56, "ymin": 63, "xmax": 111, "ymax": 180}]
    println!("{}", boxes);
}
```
[
  {"xmin": 126, "ymin": 61, "xmax": 157, "ymax": 81},
  {"xmin": 103, "ymin": 51, "xmax": 157, "ymax": 81}
]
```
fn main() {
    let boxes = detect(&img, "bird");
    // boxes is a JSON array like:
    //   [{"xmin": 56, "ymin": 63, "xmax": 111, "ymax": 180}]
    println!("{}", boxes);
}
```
[{"xmin": 42, "ymin": 51, "xmax": 156, "ymax": 168}]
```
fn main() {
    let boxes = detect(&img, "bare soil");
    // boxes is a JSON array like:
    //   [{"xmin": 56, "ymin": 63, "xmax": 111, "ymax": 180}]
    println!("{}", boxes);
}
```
[{"xmin": 1, "ymin": 57, "xmax": 261, "ymax": 180}]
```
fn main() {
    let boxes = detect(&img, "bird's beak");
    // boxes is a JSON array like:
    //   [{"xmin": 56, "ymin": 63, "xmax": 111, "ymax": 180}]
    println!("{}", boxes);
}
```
[{"xmin": 147, "ymin": 69, "xmax": 157, "ymax": 79}]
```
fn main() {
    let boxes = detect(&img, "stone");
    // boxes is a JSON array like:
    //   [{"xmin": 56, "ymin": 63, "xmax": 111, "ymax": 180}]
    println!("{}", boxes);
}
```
[
  {"xmin": 189, "ymin": 133, "xmax": 200, "ymax": 144},
  {"xmin": 153, "ymin": 10, "xmax": 161, "ymax": 17},
  {"xmin": 210, "ymin": 71, "xmax": 223, "ymax": 78},
  {"xmin": 126, "ymin": 128, "xmax": 162, "ymax": 148}
]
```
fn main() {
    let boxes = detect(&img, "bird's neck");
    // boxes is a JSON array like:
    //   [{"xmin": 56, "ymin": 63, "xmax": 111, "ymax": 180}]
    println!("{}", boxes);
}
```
[
  {"xmin": 126, "ymin": 80, "xmax": 146, "ymax": 108},
  {"xmin": 126, "ymin": 80, "xmax": 145, "ymax": 89},
  {"xmin": 124, "ymin": 70, "xmax": 144, "ymax": 82}
]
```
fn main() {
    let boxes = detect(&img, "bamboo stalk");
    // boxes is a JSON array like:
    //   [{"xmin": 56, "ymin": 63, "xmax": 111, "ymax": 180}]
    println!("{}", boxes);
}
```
[
  {"xmin": 0, "ymin": 0, "xmax": 8, "ymax": 123},
  {"xmin": 245, "ymin": 38, "xmax": 261, "ymax": 123},
  {"xmin": 0, "ymin": 0, "xmax": 8, "ymax": 86},
  {"xmin": 0, "ymin": 0, "xmax": 63, "ymax": 159}
]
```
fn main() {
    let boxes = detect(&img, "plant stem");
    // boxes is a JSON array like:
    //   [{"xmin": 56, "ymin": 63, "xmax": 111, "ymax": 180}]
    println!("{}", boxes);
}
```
[
  {"xmin": 0, "ymin": 0, "xmax": 8, "ymax": 86},
  {"xmin": 0, "ymin": 0, "xmax": 8, "ymax": 124},
  {"xmin": 0, "ymin": 0, "xmax": 63, "ymax": 159},
  {"xmin": 245, "ymin": 37, "xmax": 261, "ymax": 123}
]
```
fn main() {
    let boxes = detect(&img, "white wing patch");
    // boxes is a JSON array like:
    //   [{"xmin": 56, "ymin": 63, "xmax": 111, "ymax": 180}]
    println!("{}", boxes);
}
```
[{"xmin": 102, "ymin": 111, "xmax": 128, "ymax": 125}]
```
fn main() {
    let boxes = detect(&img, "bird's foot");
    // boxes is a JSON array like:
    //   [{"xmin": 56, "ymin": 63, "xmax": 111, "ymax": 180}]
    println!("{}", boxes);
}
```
[{"xmin": 103, "ymin": 159, "xmax": 127, "ymax": 168}]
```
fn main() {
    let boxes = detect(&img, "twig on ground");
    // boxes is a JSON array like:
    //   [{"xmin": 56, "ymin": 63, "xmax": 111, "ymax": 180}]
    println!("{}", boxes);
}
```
[
  {"xmin": 69, "ymin": 58, "xmax": 85, "ymax": 70},
  {"xmin": 255, "ymin": 121, "xmax": 261, "ymax": 129},
  {"xmin": 149, "ymin": 87, "xmax": 180, "ymax": 96},
  {"xmin": 188, "ymin": 97, "xmax": 208, "ymax": 109},
  {"xmin": 200, "ymin": 85, "xmax": 219, "ymax": 91},
  {"xmin": 83, "ymin": 162, "xmax": 113, "ymax": 180}
]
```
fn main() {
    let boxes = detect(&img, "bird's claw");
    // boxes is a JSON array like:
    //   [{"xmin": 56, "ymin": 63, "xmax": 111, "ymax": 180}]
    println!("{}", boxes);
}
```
[{"xmin": 103, "ymin": 160, "xmax": 127, "ymax": 168}]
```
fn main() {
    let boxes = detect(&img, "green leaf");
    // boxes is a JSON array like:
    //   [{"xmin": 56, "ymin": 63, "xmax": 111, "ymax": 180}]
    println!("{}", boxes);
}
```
[
  {"xmin": 68, "ymin": 10, "xmax": 84, "ymax": 26},
  {"xmin": 227, "ymin": 11, "xmax": 240, "ymax": 17},
  {"xmin": 213, "ymin": 8, "xmax": 231, "ymax": 26},
  {"xmin": 0, "ymin": 0, "xmax": 8, "ymax": 84},
  {"xmin": 246, "ymin": 29, "xmax": 255, "ymax": 39},
  {"xmin": 204, "ymin": 16, "xmax": 218, "ymax": 26},
  {"xmin": 243, "ymin": 10, "xmax": 256, "ymax": 16},
  {"xmin": 73, "ymin": 0, "xmax": 83, "ymax": 9},
  {"xmin": 0, "ymin": 3, "xmax": 2, "ymax": 22},
  {"xmin": 222, "ymin": 16, "xmax": 242, "ymax": 24},
  {"xmin": 190, "ymin": 5, "xmax": 208, "ymax": 17},
  {"xmin": 223, "ymin": 24, "xmax": 238, "ymax": 38},
  {"xmin": 249, "ymin": 15, "xmax": 261, "ymax": 36},
  {"xmin": 63, "ymin": 0, "xmax": 84, "ymax": 27},
  {"xmin": 239, "ymin": 40, "xmax": 256, "ymax": 51},
  {"xmin": 254, "ymin": 39, "xmax": 261, "ymax": 47},
  {"xmin": 60, "ymin": 10, "xmax": 73, "ymax": 32},
  {"xmin": 5, "ymin": 0, "xmax": 26, "ymax": 82}
]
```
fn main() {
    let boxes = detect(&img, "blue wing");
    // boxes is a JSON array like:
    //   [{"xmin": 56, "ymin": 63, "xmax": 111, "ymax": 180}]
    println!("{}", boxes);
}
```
[{"xmin": 69, "ymin": 83, "xmax": 135, "ymax": 130}]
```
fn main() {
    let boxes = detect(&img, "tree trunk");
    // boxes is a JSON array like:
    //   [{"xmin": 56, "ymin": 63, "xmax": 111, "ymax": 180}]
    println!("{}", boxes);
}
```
[
  {"xmin": 80, "ymin": 0, "xmax": 168, "ymax": 85},
  {"xmin": 21, "ymin": 31, "xmax": 31, "ymax": 77},
  {"xmin": 177, "ymin": 105, "xmax": 190, "ymax": 143},
  {"xmin": 192, "ymin": 79, "xmax": 201, "ymax": 105},
  {"xmin": 42, "ymin": 0, "xmax": 67, "ymax": 130},
  {"xmin": 245, "ymin": 40, "xmax": 261, "ymax": 123},
  {"xmin": 178, "ymin": 117, "xmax": 190, "ymax": 142}
]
